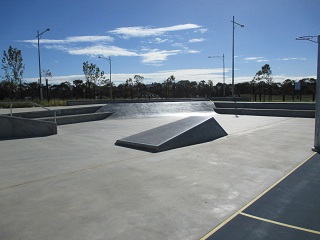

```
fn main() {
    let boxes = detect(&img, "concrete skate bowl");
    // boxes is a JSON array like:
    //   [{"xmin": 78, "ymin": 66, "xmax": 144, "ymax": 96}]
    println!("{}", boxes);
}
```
[{"xmin": 96, "ymin": 101, "xmax": 216, "ymax": 119}]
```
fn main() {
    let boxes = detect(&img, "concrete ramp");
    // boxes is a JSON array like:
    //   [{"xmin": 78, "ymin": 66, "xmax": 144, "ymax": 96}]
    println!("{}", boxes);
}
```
[
  {"xmin": 97, "ymin": 101, "xmax": 215, "ymax": 119},
  {"xmin": 115, "ymin": 116, "xmax": 227, "ymax": 152}
]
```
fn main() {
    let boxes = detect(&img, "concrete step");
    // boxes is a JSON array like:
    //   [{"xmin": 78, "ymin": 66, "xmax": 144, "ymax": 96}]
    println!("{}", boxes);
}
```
[{"xmin": 36, "ymin": 112, "xmax": 113, "ymax": 125}]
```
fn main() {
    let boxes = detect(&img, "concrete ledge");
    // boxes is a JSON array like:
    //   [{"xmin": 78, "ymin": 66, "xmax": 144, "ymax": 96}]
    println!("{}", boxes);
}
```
[
  {"xmin": 0, "ymin": 115, "xmax": 57, "ymax": 140},
  {"xmin": 214, "ymin": 102, "xmax": 315, "ymax": 110},
  {"xmin": 10, "ymin": 106, "xmax": 102, "ymax": 119},
  {"xmin": 38, "ymin": 112, "xmax": 113, "ymax": 125},
  {"xmin": 213, "ymin": 102, "xmax": 315, "ymax": 118},
  {"xmin": 214, "ymin": 108, "xmax": 315, "ymax": 118}
]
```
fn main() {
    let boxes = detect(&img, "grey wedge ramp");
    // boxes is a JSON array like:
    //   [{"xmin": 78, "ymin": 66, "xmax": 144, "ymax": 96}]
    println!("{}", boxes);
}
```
[{"xmin": 115, "ymin": 116, "xmax": 227, "ymax": 152}]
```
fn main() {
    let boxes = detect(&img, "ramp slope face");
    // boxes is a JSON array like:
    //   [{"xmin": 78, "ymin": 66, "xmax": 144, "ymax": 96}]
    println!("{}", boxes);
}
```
[
  {"xmin": 115, "ymin": 116, "xmax": 227, "ymax": 152},
  {"xmin": 97, "ymin": 101, "xmax": 214, "ymax": 119}
]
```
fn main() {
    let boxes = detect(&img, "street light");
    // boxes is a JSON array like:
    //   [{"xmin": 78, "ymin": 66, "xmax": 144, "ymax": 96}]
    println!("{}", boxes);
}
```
[
  {"xmin": 36, "ymin": 28, "xmax": 50, "ymax": 100},
  {"xmin": 99, "ymin": 56, "xmax": 112, "ymax": 99},
  {"xmin": 231, "ymin": 16, "xmax": 244, "ymax": 99},
  {"xmin": 208, "ymin": 54, "xmax": 225, "ymax": 97},
  {"xmin": 296, "ymin": 35, "xmax": 320, "ymax": 151}
]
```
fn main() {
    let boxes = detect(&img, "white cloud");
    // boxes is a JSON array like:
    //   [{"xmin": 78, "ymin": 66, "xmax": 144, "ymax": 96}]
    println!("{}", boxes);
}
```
[
  {"xmin": 189, "ymin": 38, "xmax": 205, "ymax": 43},
  {"xmin": 140, "ymin": 49, "xmax": 181, "ymax": 65},
  {"xmin": 187, "ymin": 50, "xmax": 200, "ymax": 54},
  {"xmin": 65, "ymin": 36, "xmax": 114, "ymax": 43},
  {"xmin": 279, "ymin": 57, "xmax": 306, "ymax": 61},
  {"xmin": 171, "ymin": 43, "xmax": 185, "ymax": 48},
  {"xmin": 244, "ymin": 57, "xmax": 268, "ymax": 62},
  {"xmin": 67, "ymin": 45, "xmax": 138, "ymax": 57},
  {"xmin": 244, "ymin": 57, "xmax": 261, "ymax": 61},
  {"xmin": 244, "ymin": 57, "xmax": 262, "ymax": 61},
  {"xmin": 20, "ymin": 35, "xmax": 114, "ymax": 44},
  {"xmin": 153, "ymin": 37, "xmax": 169, "ymax": 43},
  {"xmin": 20, "ymin": 24, "xmax": 204, "ymax": 66},
  {"xmin": 195, "ymin": 28, "xmax": 208, "ymax": 34},
  {"xmin": 245, "ymin": 57, "xmax": 307, "ymax": 63},
  {"xmin": 109, "ymin": 23, "xmax": 202, "ymax": 38}
]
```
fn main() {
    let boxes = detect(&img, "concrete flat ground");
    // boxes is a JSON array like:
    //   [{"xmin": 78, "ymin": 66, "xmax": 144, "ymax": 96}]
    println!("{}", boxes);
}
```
[{"xmin": 0, "ymin": 107, "xmax": 315, "ymax": 240}]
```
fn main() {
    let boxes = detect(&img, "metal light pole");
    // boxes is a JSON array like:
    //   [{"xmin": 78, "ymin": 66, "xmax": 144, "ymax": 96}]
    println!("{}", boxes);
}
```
[
  {"xmin": 99, "ymin": 56, "xmax": 112, "ymax": 99},
  {"xmin": 36, "ymin": 28, "xmax": 50, "ymax": 100},
  {"xmin": 296, "ymin": 35, "xmax": 320, "ymax": 151},
  {"xmin": 208, "ymin": 54, "xmax": 225, "ymax": 97},
  {"xmin": 231, "ymin": 16, "xmax": 244, "ymax": 99}
]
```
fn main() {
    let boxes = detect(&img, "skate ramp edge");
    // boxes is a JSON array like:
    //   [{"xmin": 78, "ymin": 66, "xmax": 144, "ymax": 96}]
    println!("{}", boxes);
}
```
[{"xmin": 115, "ymin": 116, "xmax": 227, "ymax": 152}]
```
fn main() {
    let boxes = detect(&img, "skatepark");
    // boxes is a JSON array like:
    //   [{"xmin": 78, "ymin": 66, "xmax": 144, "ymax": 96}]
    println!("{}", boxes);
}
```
[{"xmin": 0, "ymin": 100, "xmax": 318, "ymax": 239}]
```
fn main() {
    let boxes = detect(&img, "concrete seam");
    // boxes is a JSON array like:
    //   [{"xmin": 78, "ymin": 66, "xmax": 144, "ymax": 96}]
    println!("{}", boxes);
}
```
[{"xmin": 0, "ymin": 155, "xmax": 147, "ymax": 191}]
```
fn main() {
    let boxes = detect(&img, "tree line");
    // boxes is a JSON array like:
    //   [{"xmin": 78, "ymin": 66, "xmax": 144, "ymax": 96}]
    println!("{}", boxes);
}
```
[{"xmin": 0, "ymin": 46, "xmax": 316, "ymax": 101}]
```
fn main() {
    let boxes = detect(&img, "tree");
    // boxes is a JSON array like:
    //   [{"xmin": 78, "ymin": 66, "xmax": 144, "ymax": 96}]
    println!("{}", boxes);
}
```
[
  {"xmin": 259, "ymin": 64, "xmax": 273, "ymax": 100},
  {"xmin": 134, "ymin": 75, "xmax": 144, "ymax": 98},
  {"xmin": 50, "ymin": 82, "xmax": 72, "ymax": 99},
  {"xmin": 82, "ymin": 61, "xmax": 104, "ymax": 99},
  {"xmin": 262, "ymin": 64, "xmax": 273, "ymax": 100},
  {"xmin": 207, "ymin": 80, "xmax": 214, "ymax": 98},
  {"xmin": 73, "ymin": 79, "xmax": 85, "ymax": 99},
  {"xmin": 23, "ymin": 82, "xmax": 39, "ymax": 99},
  {"xmin": 42, "ymin": 69, "xmax": 52, "ymax": 100},
  {"xmin": 176, "ymin": 80, "xmax": 192, "ymax": 98},
  {"xmin": 150, "ymin": 82, "xmax": 163, "ymax": 98},
  {"xmin": 253, "ymin": 64, "xmax": 273, "ymax": 101},
  {"xmin": 197, "ymin": 80, "xmax": 208, "ymax": 97},
  {"xmin": 125, "ymin": 78, "xmax": 133, "ymax": 99},
  {"xmin": 2, "ymin": 46, "xmax": 25, "ymax": 99},
  {"xmin": 0, "ymin": 80, "xmax": 11, "ymax": 99},
  {"xmin": 163, "ymin": 75, "xmax": 175, "ymax": 98}
]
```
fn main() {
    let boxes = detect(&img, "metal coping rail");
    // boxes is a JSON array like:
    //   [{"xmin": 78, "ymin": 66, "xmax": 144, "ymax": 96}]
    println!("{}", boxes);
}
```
[{"xmin": 0, "ymin": 101, "xmax": 59, "ymax": 123}]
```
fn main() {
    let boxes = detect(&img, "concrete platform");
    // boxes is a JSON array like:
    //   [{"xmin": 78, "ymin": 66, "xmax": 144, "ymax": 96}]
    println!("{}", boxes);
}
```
[{"xmin": 0, "ymin": 102, "xmax": 316, "ymax": 240}]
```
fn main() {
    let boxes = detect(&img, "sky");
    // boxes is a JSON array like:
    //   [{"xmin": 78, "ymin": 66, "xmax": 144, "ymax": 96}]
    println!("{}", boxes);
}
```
[{"xmin": 0, "ymin": 0, "xmax": 319, "ymax": 86}]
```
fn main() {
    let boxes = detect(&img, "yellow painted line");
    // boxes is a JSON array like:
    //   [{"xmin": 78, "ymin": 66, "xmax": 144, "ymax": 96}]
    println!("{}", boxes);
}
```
[
  {"xmin": 200, "ymin": 152, "xmax": 317, "ymax": 240},
  {"xmin": 240, "ymin": 212, "xmax": 320, "ymax": 235}
]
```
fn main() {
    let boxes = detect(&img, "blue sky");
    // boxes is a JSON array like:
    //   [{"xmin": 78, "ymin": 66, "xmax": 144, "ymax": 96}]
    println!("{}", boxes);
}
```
[{"xmin": 0, "ymin": 0, "xmax": 319, "ymax": 85}]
